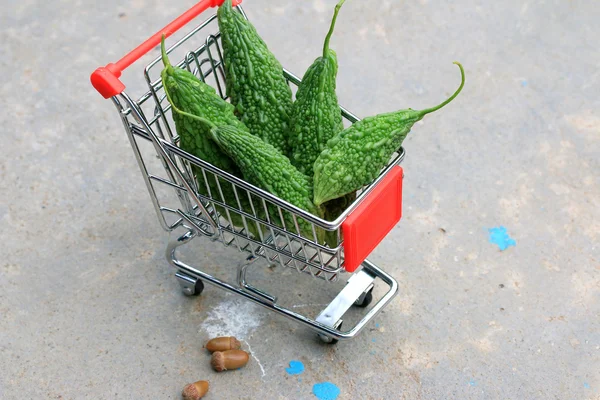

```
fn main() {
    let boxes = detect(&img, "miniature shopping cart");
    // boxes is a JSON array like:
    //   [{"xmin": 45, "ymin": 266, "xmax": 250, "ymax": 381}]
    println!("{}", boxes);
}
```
[{"xmin": 91, "ymin": 0, "xmax": 405, "ymax": 343}]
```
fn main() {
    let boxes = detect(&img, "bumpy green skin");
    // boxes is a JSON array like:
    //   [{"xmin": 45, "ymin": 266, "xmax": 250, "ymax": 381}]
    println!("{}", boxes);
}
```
[
  {"xmin": 218, "ymin": 0, "xmax": 293, "ymax": 155},
  {"xmin": 313, "ymin": 111, "xmax": 421, "ymax": 205},
  {"xmin": 163, "ymin": 68, "xmax": 247, "ymax": 173},
  {"xmin": 314, "ymin": 62, "xmax": 465, "ymax": 206},
  {"xmin": 288, "ymin": 0, "xmax": 351, "ymax": 230},
  {"xmin": 289, "ymin": 51, "xmax": 343, "ymax": 176},
  {"xmin": 210, "ymin": 125, "xmax": 323, "ymax": 239},
  {"xmin": 289, "ymin": 0, "xmax": 345, "ymax": 176},
  {"xmin": 161, "ymin": 52, "xmax": 260, "ymax": 237}
]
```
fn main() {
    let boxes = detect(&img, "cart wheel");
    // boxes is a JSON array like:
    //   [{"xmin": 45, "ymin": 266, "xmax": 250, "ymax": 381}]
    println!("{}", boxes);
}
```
[
  {"xmin": 176, "ymin": 271, "xmax": 205, "ymax": 297},
  {"xmin": 317, "ymin": 321, "xmax": 342, "ymax": 345},
  {"xmin": 354, "ymin": 287, "xmax": 374, "ymax": 308},
  {"xmin": 182, "ymin": 279, "xmax": 205, "ymax": 297}
]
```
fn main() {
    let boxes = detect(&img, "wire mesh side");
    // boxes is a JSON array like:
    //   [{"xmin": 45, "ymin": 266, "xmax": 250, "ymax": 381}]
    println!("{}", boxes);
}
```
[
  {"xmin": 114, "ymin": 98, "xmax": 345, "ymax": 281},
  {"xmin": 170, "ymin": 145, "xmax": 346, "ymax": 281}
]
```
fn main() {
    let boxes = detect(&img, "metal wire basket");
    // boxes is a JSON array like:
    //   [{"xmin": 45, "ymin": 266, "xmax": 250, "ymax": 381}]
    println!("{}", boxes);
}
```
[{"xmin": 92, "ymin": 0, "xmax": 404, "ymax": 343}]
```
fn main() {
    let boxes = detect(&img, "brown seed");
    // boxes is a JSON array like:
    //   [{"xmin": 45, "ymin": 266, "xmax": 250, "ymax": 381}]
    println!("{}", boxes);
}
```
[
  {"xmin": 211, "ymin": 349, "xmax": 250, "ymax": 372},
  {"xmin": 182, "ymin": 380, "xmax": 209, "ymax": 400},
  {"xmin": 205, "ymin": 336, "xmax": 242, "ymax": 353}
]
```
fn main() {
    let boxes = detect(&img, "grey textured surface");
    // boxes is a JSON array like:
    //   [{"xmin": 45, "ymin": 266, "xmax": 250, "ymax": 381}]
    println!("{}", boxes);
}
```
[{"xmin": 1, "ymin": 0, "xmax": 599, "ymax": 399}]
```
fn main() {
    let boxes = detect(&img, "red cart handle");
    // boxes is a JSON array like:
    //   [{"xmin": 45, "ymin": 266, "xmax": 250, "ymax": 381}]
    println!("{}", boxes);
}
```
[{"xmin": 91, "ymin": 0, "xmax": 242, "ymax": 98}]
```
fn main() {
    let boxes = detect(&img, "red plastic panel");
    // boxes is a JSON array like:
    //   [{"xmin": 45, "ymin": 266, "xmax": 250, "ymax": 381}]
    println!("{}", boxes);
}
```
[{"xmin": 342, "ymin": 166, "xmax": 403, "ymax": 272}]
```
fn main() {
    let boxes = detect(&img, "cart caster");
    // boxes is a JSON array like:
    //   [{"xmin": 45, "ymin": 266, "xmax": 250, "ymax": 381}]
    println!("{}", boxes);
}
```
[
  {"xmin": 318, "ymin": 321, "xmax": 342, "ymax": 345},
  {"xmin": 184, "ymin": 279, "xmax": 204, "ymax": 296},
  {"xmin": 354, "ymin": 286, "xmax": 374, "ymax": 308},
  {"xmin": 176, "ymin": 271, "xmax": 204, "ymax": 297}
]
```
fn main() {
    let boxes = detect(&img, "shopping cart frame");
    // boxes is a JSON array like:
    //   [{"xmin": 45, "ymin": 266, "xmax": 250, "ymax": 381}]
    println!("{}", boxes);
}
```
[{"xmin": 91, "ymin": 0, "xmax": 404, "ymax": 343}]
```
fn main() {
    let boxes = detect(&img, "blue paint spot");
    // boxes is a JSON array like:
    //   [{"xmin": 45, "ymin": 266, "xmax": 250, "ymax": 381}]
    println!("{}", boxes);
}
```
[
  {"xmin": 286, "ymin": 360, "xmax": 305, "ymax": 376},
  {"xmin": 584, "ymin": 382, "xmax": 590, "ymax": 389},
  {"xmin": 469, "ymin": 379, "xmax": 477, "ymax": 387},
  {"xmin": 521, "ymin": 79, "xmax": 528, "ymax": 87},
  {"xmin": 372, "ymin": 338, "xmax": 376, "ymax": 342},
  {"xmin": 488, "ymin": 226, "xmax": 516, "ymax": 251},
  {"xmin": 375, "ymin": 323, "xmax": 380, "ymax": 328},
  {"xmin": 313, "ymin": 382, "xmax": 340, "ymax": 400}
]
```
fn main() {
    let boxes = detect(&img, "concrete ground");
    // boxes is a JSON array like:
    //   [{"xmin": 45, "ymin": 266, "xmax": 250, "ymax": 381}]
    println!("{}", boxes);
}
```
[{"xmin": 1, "ymin": 0, "xmax": 599, "ymax": 399}]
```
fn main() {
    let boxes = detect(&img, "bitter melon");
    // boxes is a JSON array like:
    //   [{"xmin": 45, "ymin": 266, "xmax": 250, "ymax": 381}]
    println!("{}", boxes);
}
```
[
  {"xmin": 314, "ymin": 62, "xmax": 465, "ymax": 206},
  {"xmin": 160, "ymin": 36, "xmax": 260, "ymax": 237},
  {"xmin": 289, "ymin": 0, "xmax": 345, "ymax": 177},
  {"xmin": 209, "ymin": 125, "xmax": 324, "ymax": 239},
  {"xmin": 218, "ymin": 0, "xmax": 294, "ymax": 155}
]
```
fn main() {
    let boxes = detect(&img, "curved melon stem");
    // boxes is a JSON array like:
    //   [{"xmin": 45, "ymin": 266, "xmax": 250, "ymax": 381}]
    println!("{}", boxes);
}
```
[
  {"xmin": 418, "ymin": 62, "xmax": 465, "ymax": 117},
  {"xmin": 322, "ymin": 0, "xmax": 346, "ymax": 58}
]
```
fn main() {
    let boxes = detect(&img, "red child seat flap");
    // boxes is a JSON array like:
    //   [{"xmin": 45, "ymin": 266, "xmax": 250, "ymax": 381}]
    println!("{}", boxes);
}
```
[{"xmin": 342, "ymin": 166, "xmax": 403, "ymax": 273}]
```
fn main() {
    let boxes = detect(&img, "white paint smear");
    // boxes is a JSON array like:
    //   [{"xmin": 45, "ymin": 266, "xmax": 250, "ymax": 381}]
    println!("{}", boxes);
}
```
[{"xmin": 200, "ymin": 298, "xmax": 263, "ymax": 339}]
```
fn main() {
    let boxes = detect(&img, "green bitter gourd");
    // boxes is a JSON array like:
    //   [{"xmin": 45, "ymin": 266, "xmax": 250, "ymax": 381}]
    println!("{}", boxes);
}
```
[
  {"xmin": 160, "ymin": 36, "xmax": 261, "ymax": 237},
  {"xmin": 289, "ymin": 0, "xmax": 355, "ymax": 228},
  {"xmin": 314, "ymin": 62, "xmax": 466, "ymax": 206},
  {"xmin": 209, "ymin": 124, "xmax": 324, "ymax": 241},
  {"xmin": 289, "ymin": 0, "xmax": 346, "ymax": 177},
  {"xmin": 218, "ymin": 0, "xmax": 294, "ymax": 155}
]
